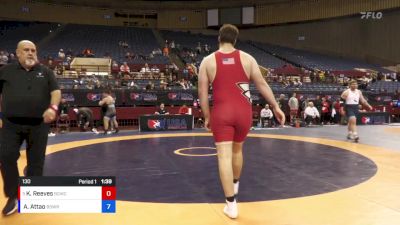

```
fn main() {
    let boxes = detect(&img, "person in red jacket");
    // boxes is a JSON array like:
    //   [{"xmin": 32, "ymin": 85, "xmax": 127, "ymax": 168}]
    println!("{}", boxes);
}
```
[
  {"xmin": 321, "ymin": 97, "xmax": 331, "ymax": 124},
  {"xmin": 198, "ymin": 24, "xmax": 285, "ymax": 219}
]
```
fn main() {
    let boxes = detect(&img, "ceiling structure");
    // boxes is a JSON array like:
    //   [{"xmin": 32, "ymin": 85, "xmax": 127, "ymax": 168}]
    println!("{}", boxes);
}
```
[{"xmin": 31, "ymin": 0, "xmax": 294, "ymax": 10}]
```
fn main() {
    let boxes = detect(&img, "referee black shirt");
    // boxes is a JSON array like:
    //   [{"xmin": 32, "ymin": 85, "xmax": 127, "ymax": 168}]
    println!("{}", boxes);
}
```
[{"xmin": 0, "ymin": 62, "xmax": 59, "ymax": 124}]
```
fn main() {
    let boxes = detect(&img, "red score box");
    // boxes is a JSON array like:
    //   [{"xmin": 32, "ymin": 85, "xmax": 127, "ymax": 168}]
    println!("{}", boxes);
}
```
[{"xmin": 102, "ymin": 186, "xmax": 116, "ymax": 200}]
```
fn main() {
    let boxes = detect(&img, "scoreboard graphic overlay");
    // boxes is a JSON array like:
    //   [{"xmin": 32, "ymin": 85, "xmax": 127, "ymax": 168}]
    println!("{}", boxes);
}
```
[{"xmin": 18, "ymin": 176, "xmax": 116, "ymax": 213}]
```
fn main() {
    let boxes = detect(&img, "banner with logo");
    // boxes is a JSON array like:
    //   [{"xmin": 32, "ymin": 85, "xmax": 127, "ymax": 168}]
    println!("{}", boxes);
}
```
[
  {"xmin": 126, "ymin": 90, "xmax": 196, "ymax": 106},
  {"xmin": 357, "ymin": 112, "xmax": 389, "ymax": 125},
  {"xmin": 139, "ymin": 115, "xmax": 194, "ymax": 131},
  {"xmin": 61, "ymin": 89, "xmax": 124, "ymax": 106}
]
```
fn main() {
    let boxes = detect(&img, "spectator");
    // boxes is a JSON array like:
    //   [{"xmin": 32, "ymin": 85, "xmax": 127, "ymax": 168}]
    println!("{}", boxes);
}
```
[
  {"xmin": 195, "ymin": 42, "xmax": 202, "ymax": 54},
  {"xmin": 7, "ymin": 53, "xmax": 16, "ymax": 64},
  {"xmin": 204, "ymin": 44, "xmax": 210, "ymax": 54},
  {"xmin": 333, "ymin": 99, "xmax": 341, "ymax": 124},
  {"xmin": 152, "ymin": 48, "xmax": 162, "ymax": 55},
  {"xmin": 293, "ymin": 78, "xmax": 302, "ymax": 87},
  {"xmin": 140, "ymin": 63, "xmax": 151, "ymax": 73},
  {"xmin": 321, "ymin": 97, "xmax": 331, "ymax": 124},
  {"xmin": 314, "ymin": 95, "xmax": 322, "ymax": 115},
  {"xmin": 128, "ymin": 80, "xmax": 140, "ymax": 89},
  {"xmin": 155, "ymin": 103, "xmax": 169, "ymax": 115},
  {"xmin": 151, "ymin": 65, "xmax": 160, "ymax": 73},
  {"xmin": 178, "ymin": 104, "xmax": 189, "ymax": 114},
  {"xmin": 260, "ymin": 104, "xmax": 274, "ymax": 128},
  {"xmin": 66, "ymin": 48, "xmax": 73, "ymax": 57},
  {"xmin": 304, "ymin": 102, "xmax": 321, "ymax": 125},
  {"xmin": 288, "ymin": 93, "xmax": 299, "ymax": 123},
  {"xmin": 0, "ymin": 51, "xmax": 9, "ymax": 65},
  {"xmin": 182, "ymin": 67, "xmax": 189, "ymax": 79},
  {"xmin": 163, "ymin": 45, "xmax": 169, "ymax": 56},
  {"xmin": 278, "ymin": 94, "xmax": 289, "ymax": 124},
  {"xmin": 358, "ymin": 76, "xmax": 370, "ymax": 89},
  {"xmin": 111, "ymin": 61, "xmax": 119, "ymax": 77},
  {"xmin": 58, "ymin": 49, "xmax": 65, "ymax": 59},
  {"xmin": 145, "ymin": 81, "xmax": 154, "ymax": 90},
  {"xmin": 179, "ymin": 79, "xmax": 190, "ymax": 90},
  {"xmin": 47, "ymin": 59, "xmax": 56, "ymax": 70},
  {"xmin": 125, "ymin": 52, "xmax": 131, "ymax": 60},
  {"xmin": 170, "ymin": 41, "xmax": 175, "ymax": 49},
  {"xmin": 83, "ymin": 48, "xmax": 94, "ymax": 57},
  {"xmin": 120, "ymin": 62, "xmax": 130, "ymax": 74}
]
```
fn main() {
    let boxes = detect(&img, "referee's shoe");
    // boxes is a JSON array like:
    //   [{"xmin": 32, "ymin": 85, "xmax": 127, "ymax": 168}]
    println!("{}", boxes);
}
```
[{"xmin": 2, "ymin": 197, "xmax": 18, "ymax": 216}]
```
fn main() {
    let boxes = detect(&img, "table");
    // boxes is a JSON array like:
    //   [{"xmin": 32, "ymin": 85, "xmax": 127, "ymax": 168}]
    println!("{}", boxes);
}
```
[{"xmin": 139, "ymin": 114, "xmax": 194, "ymax": 131}]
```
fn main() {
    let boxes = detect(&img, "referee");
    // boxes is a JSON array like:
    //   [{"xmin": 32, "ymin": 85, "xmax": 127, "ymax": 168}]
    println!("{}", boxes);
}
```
[{"xmin": 0, "ymin": 40, "xmax": 61, "ymax": 216}]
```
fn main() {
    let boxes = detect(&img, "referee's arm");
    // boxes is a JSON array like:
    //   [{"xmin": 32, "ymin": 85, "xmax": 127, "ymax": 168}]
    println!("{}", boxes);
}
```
[{"xmin": 43, "ymin": 68, "xmax": 61, "ymax": 123}]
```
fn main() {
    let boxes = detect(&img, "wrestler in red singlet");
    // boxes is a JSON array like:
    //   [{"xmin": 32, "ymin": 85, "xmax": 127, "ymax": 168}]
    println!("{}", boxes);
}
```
[
  {"xmin": 211, "ymin": 50, "xmax": 252, "ymax": 143},
  {"xmin": 198, "ymin": 24, "xmax": 284, "ymax": 219}
]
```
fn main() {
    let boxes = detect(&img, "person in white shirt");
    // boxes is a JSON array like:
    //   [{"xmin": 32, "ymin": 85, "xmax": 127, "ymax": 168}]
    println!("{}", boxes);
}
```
[
  {"xmin": 288, "ymin": 93, "xmax": 299, "ymax": 124},
  {"xmin": 260, "ymin": 104, "xmax": 274, "ymax": 127},
  {"xmin": 58, "ymin": 49, "xmax": 65, "ymax": 59},
  {"xmin": 140, "ymin": 63, "xmax": 151, "ymax": 73},
  {"xmin": 304, "ymin": 102, "xmax": 320, "ymax": 125}
]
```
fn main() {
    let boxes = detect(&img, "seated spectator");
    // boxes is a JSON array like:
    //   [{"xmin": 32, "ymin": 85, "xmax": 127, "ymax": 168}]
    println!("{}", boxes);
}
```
[
  {"xmin": 47, "ymin": 59, "xmax": 56, "ymax": 70},
  {"xmin": 0, "ymin": 51, "xmax": 9, "ymax": 65},
  {"xmin": 7, "ymin": 53, "xmax": 16, "ymax": 64},
  {"xmin": 179, "ymin": 79, "xmax": 190, "ymax": 90},
  {"xmin": 145, "ymin": 81, "xmax": 154, "ymax": 90},
  {"xmin": 293, "ymin": 78, "xmax": 302, "ymax": 87},
  {"xmin": 58, "ymin": 49, "xmax": 65, "ymax": 59},
  {"xmin": 304, "ymin": 102, "xmax": 321, "ymax": 125},
  {"xmin": 358, "ymin": 76, "xmax": 370, "ymax": 89},
  {"xmin": 204, "ymin": 44, "xmax": 210, "ymax": 53},
  {"xmin": 260, "ymin": 104, "xmax": 274, "ymax": 128},
  {"xmin": 123, "ymin": 73, "xmax": 131, "ymax": 80},
  {"xmin": 111, "ymin": 61, "xmax": 119, "ymax": 77},
  {"xmin": 155, "ymin": 103, "xmax": 169, "ymax": 115},
  {"xmin": 120, "ymin": 62, "xmax": 130, "ymax": 74},
  {"xmin": 160, "ymin": 81, "xmax": 171, "ymax": 90},
  {"xmin": 196, "ymin": 42, "xmax": 202, "ymax": 54},
  {"xmin": 151, "ymin": 65, "xmax": 160, "ymax": 73},
  {"xmin": 128, "ymin": 81, "xmax": 140, "ymax": 89},
  {"xmin": 163, "ymin": 45, "xmax": 169, "ymax": 56},
  {"xmin": 154, "ymin": 49, "xmax": 161, "ymax": 56},
  {"xmin": 83, "ymin": 48, "xmax": 94, "ymax": 57},
  {"xmin": 178, "ymin": 104, "xmax": 190, "ymax": 114},
  {"xmin": 170, "ymin": 41, "xmax": 175, "ymax": 49},
  {"xmin": 140, "ymin": 63, "xmax": 151, "ymax": 73}
]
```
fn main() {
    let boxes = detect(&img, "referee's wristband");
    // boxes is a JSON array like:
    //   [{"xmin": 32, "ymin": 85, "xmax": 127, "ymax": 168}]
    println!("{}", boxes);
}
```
[{"xmin": 49, "ymin": 104, "xmax": 59, "ymax": 113}]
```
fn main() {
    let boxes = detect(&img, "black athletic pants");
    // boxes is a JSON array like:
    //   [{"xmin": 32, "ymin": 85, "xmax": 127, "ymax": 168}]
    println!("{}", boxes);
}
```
[{"xmin": 0, "ymin": 118, "xmax": 49, "ymax": 198}]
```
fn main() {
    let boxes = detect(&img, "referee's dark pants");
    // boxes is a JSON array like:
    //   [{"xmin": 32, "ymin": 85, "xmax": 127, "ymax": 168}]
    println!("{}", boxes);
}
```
[{"xmin": 0, "ymin": 118, "xmax": 49, "ymax": 199}]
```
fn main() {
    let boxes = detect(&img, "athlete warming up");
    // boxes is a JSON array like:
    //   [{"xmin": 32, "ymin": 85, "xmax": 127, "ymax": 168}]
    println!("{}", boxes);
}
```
[{"xmin": 341, "ymin": 80, "xmax": 373, "ymax": 142}]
